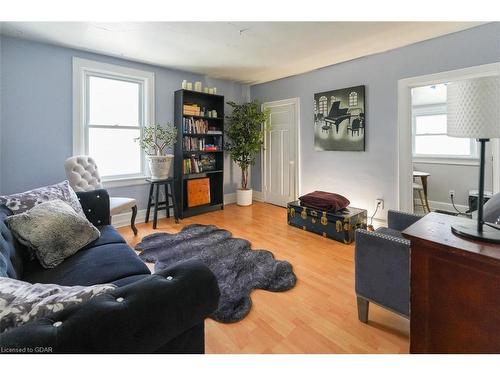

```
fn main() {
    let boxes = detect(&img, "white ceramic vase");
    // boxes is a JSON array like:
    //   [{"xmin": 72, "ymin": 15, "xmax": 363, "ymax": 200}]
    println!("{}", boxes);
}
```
[
  {"xmin": 147, "ymin": 155, "xmax": 174, "ymax": 180},
  {"xmin": 236, "ymin": 189, "xmax": 253, "ymax": 206}
]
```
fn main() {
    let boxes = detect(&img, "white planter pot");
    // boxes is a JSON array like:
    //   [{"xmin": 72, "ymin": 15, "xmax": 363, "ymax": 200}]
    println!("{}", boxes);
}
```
[
  {"xmin": 236, "ymin": 189, "xmax": 253, "ymax": 206},
  {"xmin": 147, "ymin": 155, "xmax": 174, "ymax": 180}
]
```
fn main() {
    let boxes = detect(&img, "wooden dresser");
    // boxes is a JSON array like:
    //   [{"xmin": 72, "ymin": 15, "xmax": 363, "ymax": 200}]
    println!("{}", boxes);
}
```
[{"xmin": 403, "ymin": 213, "xmax": 500, "ymax": 354}]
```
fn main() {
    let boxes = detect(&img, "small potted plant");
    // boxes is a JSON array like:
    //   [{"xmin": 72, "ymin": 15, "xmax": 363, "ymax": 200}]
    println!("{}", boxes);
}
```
[
  {"xmin": 136, "ymin": 123, "xmax": 177, "ymax": 180},
  {"xmin": 225, "ymin": 101, "xmax": 269, "ymax": 206}
]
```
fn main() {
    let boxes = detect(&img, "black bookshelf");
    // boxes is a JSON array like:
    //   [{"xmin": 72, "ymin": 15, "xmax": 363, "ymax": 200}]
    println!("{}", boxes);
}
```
[{"xmin": 174, "ymin": 89, "xmax": 225, "ymax": 218}]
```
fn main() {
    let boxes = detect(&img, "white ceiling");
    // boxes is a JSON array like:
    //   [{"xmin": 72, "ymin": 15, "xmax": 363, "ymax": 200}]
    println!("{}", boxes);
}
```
[{"xmin": 0, "ymin": 22, "xmax": 485, "ymax": 84}]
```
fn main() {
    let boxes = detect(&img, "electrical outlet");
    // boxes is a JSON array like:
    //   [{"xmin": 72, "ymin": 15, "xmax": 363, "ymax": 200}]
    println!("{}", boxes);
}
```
[
  {"xmin": 376, "ymin": 198, "xmax": 384, "ymax": 210},
  {"xmin": 449, "ymin": 190, "xmax": 455, "ymax": 198}
]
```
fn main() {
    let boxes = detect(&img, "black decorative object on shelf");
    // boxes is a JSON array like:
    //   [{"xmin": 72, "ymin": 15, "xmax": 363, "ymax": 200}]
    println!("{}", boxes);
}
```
[{"xmin": 174, "ymin": 89, "xmax": 225, "ymax": 218}]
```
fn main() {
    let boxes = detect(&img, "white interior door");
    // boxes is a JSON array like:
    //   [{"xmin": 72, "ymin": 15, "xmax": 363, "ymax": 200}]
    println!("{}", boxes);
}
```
[{"xmin": 263, "ymin": 99, "xmax": 299, "ymax": 207}]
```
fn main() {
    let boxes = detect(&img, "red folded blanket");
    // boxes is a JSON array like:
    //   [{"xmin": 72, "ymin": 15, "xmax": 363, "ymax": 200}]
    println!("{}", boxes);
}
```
[{"xmin": 299, "ymin": 191, "xmax": 350, "ymax": 212}]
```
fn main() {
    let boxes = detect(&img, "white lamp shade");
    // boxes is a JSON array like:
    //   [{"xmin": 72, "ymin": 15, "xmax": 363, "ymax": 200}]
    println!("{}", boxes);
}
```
[{"xmin": 447, "ymin": 76, "xmax": 500, "ymax": 139}]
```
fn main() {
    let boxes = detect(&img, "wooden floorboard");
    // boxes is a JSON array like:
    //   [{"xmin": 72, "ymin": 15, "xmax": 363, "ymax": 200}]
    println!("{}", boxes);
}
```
[{"xmin": 119, "ymin": 202, "xmax": 409, "ymax": 353}]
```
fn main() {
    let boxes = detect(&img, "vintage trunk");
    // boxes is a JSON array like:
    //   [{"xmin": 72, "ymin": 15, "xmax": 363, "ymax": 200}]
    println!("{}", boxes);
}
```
[{"xmin": 287, "ymin": 201, "xmax": 367, "ymax": 244}]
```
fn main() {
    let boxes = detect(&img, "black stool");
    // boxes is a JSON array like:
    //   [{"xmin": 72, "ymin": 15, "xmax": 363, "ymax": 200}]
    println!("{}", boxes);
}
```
[{"xmin": 145, "ymin": 178, "xmax": 179, "ymax": 229}]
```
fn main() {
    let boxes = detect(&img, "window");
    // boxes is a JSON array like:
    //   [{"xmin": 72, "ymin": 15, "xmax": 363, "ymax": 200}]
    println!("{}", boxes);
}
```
[
  {"xmin": 349, "ymin": 92, "xmax": 358, "ymax": 107},
  {"xmin": 73, "ymin": 58, "xmax": 155, "ymax": 183},
  {"xmin": 319, "ymin": 96, "xmax": 328, "ymax": 116},
  {"xmin": 412, "ymin": 105, "xmax": 477, "ymax": 159}
]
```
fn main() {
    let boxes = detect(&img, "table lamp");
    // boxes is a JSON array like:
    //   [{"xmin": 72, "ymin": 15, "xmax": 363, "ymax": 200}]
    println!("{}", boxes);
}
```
[{"xmin": 447, "ymin": 76, "xmax": 500, "ymax": 243}]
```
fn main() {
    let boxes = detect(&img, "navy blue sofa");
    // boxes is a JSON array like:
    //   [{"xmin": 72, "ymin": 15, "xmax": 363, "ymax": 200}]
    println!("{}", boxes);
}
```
[{"xmin": 0, "ymin": 189, "xmax": 220, "ymax": 353}]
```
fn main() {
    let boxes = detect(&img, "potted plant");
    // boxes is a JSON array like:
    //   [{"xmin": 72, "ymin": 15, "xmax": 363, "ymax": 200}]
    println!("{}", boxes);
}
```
[
  {"xmin": 136, "ymin": 123, "xmax": 177, "ymax": 180},
  {"xmin": 225, "ymin": 101, "xmax": 269, "ymax": 206}
]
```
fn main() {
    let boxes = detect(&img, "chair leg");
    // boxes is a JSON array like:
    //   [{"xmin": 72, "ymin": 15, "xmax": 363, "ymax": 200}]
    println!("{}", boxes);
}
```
[
  {"xmin": 357, "ymin": 296, "xmax": 369, "ymax": 323},
  {"xmin": 131, "ymin": 205, "xmax": 138, "ymax": 236},
  {"xmin": 418, "ymin": 190, "xmax": 427, "ymax": 213},
  {"xmin": 153, "ymin": 184, "xmax": 160, "ymax": 229},
  {"xmin": 145, "ymin": 183, "xmax": 154, "ymax": 223}
]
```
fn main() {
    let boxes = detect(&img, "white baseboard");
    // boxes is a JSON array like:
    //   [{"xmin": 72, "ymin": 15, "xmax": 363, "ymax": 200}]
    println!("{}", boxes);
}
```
[
  {"xmin": 111, "ymin": 208, "xmax": 168, "ymax": 228},
  {"xmin": 223, "ymin": 190, "xmax": 265, "ymax": 206},
  {"xmin": 223, "ymin": 193, "xmax": 236, "ymax": 205},
  {"xmin": 427, "ymin": 199, "xmax": 468, "ymax": 213},
  {"xmin": 253, "ymin": 190, "xmax": 264, "ymax": 202}
]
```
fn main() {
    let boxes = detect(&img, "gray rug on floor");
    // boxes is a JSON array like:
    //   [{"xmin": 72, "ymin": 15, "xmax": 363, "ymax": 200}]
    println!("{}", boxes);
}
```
[{"xmin": 135, "ymin": 224, "xmax": 297, "ymax": 323}]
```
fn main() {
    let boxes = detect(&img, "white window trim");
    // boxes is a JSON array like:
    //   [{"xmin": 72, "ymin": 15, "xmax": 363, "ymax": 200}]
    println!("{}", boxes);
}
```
[
  {"xmin": 411, "ymin": 103, "xmax": 478, "ymax": 162},
  {"xmin": 72, "ymin": 57, "xmax": 155, "ymax": 186}
]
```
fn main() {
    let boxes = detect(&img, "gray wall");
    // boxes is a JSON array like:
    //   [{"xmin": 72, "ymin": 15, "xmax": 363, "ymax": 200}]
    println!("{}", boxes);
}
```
[
  {"xmin": 0, "ymin": 35, "xmax": 249, "ymax": 208},
  {"xmin": 250, "ymin": 23, "xmax": 500, "ymax": 218}
]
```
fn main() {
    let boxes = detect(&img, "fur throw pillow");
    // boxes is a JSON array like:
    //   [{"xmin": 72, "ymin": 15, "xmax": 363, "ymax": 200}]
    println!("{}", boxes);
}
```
[{"xmin": 5, "ymin": 200, "xmax": 100, "ymax": 269}]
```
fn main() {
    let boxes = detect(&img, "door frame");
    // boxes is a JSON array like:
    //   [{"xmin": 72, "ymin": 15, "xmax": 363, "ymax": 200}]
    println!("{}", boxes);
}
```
[
  {"xmin": 397, "ymin": 62, "xmax": 500, "ymax": 212},
  {"xmin": 261, "ymin": 97, "xmax": 301, "ymax": 204}
]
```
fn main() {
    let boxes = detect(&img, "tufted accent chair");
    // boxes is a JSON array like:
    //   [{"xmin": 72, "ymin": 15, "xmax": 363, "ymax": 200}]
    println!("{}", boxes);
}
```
[{"xmin": 64, "ymin": 156, "xmax": 138, "ymax": 235}]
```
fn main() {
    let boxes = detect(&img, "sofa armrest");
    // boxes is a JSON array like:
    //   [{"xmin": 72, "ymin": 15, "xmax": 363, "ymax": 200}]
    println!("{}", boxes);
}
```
[
  {"xmin": 387, "ymin": 210, "xmax": 423, "ymax": 232},
  {"xmin": 76, "ymin": 189, "xmax": 110, "ymax": 226},
  {"xmin": 0, "ymin": 260, "xmax": 220, "ymax": 353},
  {"xmin": 354, "ymin": 229, "xmax": 410, "ymax": 316}
]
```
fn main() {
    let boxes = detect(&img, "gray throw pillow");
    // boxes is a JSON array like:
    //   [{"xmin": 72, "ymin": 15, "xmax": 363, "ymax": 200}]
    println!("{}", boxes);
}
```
[
  {"xmin": 5, "ymin": 200, "xmax": 100, "ymax": 269},
  {"xmin": 0, "ymin": 180, "xmax": 85, "ymax": 217},
  {"xmin": 0, "ymin": 277, "xmax": 116, "ymax": 333}
]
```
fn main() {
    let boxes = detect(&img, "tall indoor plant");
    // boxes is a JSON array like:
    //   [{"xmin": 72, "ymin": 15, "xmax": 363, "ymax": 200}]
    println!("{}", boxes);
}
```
[
  {"xmin": 136, "ymin": 123, "xmax": 177, "ymax": 180},
  {"xmin": 225, "ymin": 100, "xmax": 269, "ymax": 206}
]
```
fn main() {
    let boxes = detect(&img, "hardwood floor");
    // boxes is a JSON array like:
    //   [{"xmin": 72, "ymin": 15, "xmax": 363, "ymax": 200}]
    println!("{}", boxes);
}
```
[{"xmin": 119, "ymin": 202, "xmax": 409, "ymax": 354}]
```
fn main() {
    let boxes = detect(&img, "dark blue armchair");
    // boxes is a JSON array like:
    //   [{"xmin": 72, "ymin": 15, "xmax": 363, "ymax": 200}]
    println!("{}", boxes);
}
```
[{"xmin": 354, "ymin": 210, "xmax": 424, "ymax": 323}]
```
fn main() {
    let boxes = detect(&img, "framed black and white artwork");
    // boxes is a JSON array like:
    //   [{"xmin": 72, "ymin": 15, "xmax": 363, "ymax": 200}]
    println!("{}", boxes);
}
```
[{"xmin": 314, "ymin": 85, "xmax": 365, "ymax": 151}]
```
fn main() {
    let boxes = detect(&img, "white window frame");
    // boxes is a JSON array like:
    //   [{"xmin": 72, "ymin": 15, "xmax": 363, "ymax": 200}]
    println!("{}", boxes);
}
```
[
  {"xmin": 411, "ymin": 103, "xmax": 478, "ymax": 163},
  {"xmin": 73, "ymin": 57, "xmax": 155, "ymax": 187}
]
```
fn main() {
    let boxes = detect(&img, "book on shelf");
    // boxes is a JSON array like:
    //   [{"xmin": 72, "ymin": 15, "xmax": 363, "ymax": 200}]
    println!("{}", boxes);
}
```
[
  {"xmin": 183, "ymin": 104, "xmax": 200, "ymax": 116},
  {"xmin": 183, "ymin": 134, "xmax": 222, "ymax": 151},
  {"xmin": 183, "ymin": 136, "xmax": 205, "ymax": 151},
  {"xmin": 203, "ymin": 145, "xmax": 219, "ymax": 151},
  {"xmin": 183, "ymin": 154, "xmax": 217, "ymax": 175},
  {"xmin": 206, "ymin": 127, "xmax": 223, "ymax": 135},
  {"xmin": 183, "ymin": 117, "xmax": 209, "ymax": 134}
]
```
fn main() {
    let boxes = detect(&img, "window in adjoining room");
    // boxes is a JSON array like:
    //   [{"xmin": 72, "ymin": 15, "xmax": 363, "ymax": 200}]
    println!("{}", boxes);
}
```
[
  {"xmin": 348, "ymin": 92, "xmax": 358, "ymax": 106},
  {"xmin": 73, "ymin": 58, "xmax": 155, "ymax": 182},
  {"xmin": 411, "ymin": 84, "xmax": 477, "ymax": 160}
]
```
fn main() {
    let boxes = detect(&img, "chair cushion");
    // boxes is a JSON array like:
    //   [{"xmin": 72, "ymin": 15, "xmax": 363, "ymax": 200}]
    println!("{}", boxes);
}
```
[
  {"xmin": 110, "ymin": 197, "xmax": 137, "ymax": 215},
  {"xmin": 5, "ymin": 200, "xmax": 100, "ymax": 269},
  {"xmin": 84, "ymin": 225, "xmax": 126, "ymax": 249},
  {"xmin": 375, "ymin": 227, "xmax": 405, "ymax": 239},
  {"xmin": 22, "ymin": 243, "xmax": 150, "ymax": 286}
]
